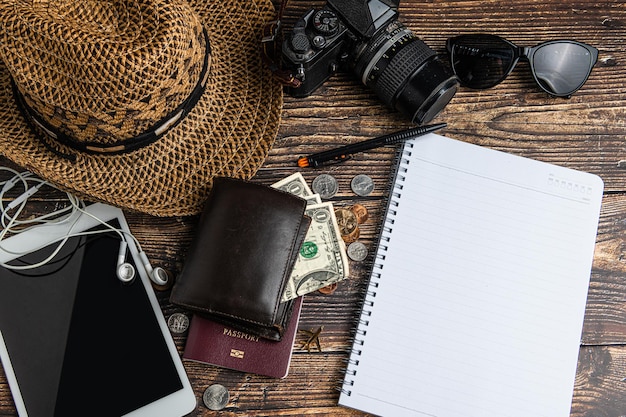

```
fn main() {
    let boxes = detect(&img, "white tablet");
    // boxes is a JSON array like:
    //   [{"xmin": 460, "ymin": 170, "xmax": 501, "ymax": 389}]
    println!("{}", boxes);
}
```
[{"xmin": 0, "ymin": 203, "xmax": 196, "ymax": 417}]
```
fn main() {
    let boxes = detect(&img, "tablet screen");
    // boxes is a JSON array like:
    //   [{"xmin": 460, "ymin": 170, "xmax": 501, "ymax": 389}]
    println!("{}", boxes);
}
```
[{"xmin": 0, "ymin": 221, "xmax": 187, "ymax": 416}]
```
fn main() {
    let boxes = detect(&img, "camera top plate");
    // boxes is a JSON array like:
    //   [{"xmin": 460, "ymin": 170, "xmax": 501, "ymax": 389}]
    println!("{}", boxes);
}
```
[{"xmin": 327, "ymin": 0, "xmax": 398, "ymax": 38}]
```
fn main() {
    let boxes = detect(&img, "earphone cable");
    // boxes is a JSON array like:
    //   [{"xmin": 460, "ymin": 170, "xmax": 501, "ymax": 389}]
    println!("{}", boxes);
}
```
[{"xmin": 0, "ymin": 168, "xmax": 144, "ymax": 271}]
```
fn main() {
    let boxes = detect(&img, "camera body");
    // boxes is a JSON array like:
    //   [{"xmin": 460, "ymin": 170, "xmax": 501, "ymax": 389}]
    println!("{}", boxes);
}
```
[
  {"xmin": 281, "ymin": 0, "xmax": 458, "ymax": 124},
  {"xmin": 281, "ymin": 7, "xmax": 350, "ymax": 98}
]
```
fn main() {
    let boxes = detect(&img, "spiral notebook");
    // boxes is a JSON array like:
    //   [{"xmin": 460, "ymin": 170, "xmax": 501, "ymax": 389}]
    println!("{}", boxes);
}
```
[{"xmin": 338, "ymin": 134, "xmax": 603, "ymax": 417}]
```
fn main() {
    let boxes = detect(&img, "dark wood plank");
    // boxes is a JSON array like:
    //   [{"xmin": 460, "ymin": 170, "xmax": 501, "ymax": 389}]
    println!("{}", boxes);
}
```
[
  {"xmin": 572, "ymin": 346, "xmax": 626, "ymax": 417},
  {"xmin": 583, "ymin": 195, "xmax": 626, "ymax": 345},
  {"xmin": 1, "ymin": 0, "xmax": 626, "ymax": 416}
]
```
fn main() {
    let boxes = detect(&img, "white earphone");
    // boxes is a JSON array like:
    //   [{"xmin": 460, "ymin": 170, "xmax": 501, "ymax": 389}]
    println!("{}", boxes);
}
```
[
  {"xmin": 138, "ymin": 251, "xmax": 169, "ymax": 286},
  {"xmin": 116, "ymin": 240, "xmax": 136, "ymax": 283},
  {"xmin": 1, "ymin": 167, "xmax": 169, "ymax": 286}
]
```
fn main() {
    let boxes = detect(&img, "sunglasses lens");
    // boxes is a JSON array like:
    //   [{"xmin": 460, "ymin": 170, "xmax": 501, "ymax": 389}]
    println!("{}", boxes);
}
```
[
  {"xmin": 531, "ymin": 42, "xmax": 595, "ymax": 96},
  {"xmin": 450, "ymin": 35, "xmax": 515, "ymax": 89}
]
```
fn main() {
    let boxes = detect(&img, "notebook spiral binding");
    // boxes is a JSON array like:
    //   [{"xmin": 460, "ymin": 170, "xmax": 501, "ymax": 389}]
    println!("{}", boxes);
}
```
[{"xmin": 339, "ymin": 141, "xmax": 414, "ymax": 397}]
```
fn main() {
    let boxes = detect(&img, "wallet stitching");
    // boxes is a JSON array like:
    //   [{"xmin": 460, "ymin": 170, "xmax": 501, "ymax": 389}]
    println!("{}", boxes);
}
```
[
  {"xmin": 172, "ymin": 300, "xmax": 278, "ymax": 328},
  {"xmin": 272, "ymin": 211, "xmax": 303, "ymax": 319},
  {"xmin": 246, "ymin": 184, "xmax": 306, "ymax": 327}
]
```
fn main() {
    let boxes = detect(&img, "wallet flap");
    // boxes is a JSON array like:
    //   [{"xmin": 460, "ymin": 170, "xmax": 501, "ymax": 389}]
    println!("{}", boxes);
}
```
[{"xmin": 170, "ymin": 177, "xmax": 310, "ymax": 340}]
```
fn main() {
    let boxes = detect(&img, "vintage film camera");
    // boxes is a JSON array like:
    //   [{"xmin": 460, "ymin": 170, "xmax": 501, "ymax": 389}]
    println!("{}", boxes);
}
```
[{"xmin": 281, "ymin": 0, "xmax": 458, "ymax": 124}]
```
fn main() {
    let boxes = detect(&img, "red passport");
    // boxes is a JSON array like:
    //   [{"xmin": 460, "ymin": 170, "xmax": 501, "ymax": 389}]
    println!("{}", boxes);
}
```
[{"xmin": 183, "ymin": 297, "xmax": 303, "ymax": 379}]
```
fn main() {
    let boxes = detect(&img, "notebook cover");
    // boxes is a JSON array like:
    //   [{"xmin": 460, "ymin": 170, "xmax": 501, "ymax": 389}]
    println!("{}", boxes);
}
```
[{"xmin": 183, "ymin": 297, "xmax": 303, "ymax": 379}]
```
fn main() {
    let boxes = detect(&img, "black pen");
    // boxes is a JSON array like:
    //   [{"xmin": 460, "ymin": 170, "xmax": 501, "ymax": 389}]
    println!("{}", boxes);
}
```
[{"xmin": 297, "ymin": 123, "xmax": 447, "ymax": 168}]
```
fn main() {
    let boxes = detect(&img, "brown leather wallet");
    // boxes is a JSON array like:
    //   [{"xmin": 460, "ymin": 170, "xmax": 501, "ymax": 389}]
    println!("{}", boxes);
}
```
[{"xmin": 170, "ymin": 177, "xmax": 310, "ymax": 341}]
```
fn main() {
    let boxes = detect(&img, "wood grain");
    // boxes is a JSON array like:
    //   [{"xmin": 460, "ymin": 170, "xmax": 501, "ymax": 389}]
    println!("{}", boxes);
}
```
[{"xmin": 1, "ymin": 0, "xmax": 626, "ymax": 415}]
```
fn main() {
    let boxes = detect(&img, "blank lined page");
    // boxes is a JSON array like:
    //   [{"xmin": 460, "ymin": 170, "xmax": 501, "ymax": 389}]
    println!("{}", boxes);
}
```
[{"xmin": 339, "ymin": 134, "xmax": 603, "ymax": 417}]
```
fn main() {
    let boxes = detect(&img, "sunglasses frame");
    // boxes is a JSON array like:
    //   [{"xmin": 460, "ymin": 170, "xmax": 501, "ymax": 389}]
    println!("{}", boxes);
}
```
[{"xmin": 446, "ymin": 34, "xmax": 599, "ymax": 97}]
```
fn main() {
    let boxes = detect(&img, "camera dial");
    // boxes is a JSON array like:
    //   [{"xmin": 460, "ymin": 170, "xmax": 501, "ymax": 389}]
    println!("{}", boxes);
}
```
[{"xmin": 313, "ymin": 10, "xmax": 339, "ymax": 35}]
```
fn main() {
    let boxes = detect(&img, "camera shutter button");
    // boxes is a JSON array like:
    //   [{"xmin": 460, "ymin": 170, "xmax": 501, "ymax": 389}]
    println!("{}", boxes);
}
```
[
  {"xmin": 312, "ymin": 35, "xmax": 326, "ymax": 49},
  {"xmin": 291, "ymin": 33, "xmax": 311, "ymax": 53}
]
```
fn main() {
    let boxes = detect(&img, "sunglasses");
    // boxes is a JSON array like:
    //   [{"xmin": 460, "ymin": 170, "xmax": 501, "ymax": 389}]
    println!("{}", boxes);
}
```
[{"xmin": 446, "ymin": 34, "xmax": 598, "ymax": 97}]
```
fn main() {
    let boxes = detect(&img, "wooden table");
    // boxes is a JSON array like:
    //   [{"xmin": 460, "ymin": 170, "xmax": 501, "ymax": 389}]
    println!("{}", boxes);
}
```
[{"xmin": 1, "ymin": 0, "xmax": 625, "ymax": 415}]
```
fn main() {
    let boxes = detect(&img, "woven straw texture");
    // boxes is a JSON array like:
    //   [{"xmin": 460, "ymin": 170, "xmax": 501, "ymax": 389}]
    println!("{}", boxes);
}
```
[{"xmin": 0, "ymin": 0, "xmax": 283, "ymax": 217}]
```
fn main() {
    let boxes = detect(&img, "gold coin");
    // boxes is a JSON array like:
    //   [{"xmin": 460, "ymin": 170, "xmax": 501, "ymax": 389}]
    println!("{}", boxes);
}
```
[
  {"xmin": 335, "ymin": 208, "xmax": 358, "ymax": 236},
  {"xmin": 350, "ymin": 203, "xmax": 369, "ymax": 224},
  {"xmin": 341, "ymin": 225, "xmax": 360, "ymax": 243},
  {"xmin": 318, "ymin": 282, "xmax": 338, "ymax": 295}
]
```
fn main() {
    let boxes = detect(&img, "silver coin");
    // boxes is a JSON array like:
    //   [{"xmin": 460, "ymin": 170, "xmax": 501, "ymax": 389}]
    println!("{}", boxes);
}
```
[
  {"xmin": 312, "ymin": 174, "xmax": 339, "ymax": 199},
  {"xmin": 351, "ymin": 174, "xmax": 374, "ymax": 196},
  {"xmin": 167, "ymin": 312, "xmax": 189, "ymax": 334},
  {"xmin": 203, "ymin": 384, "xmax": 230, "ymax": 411},
  {"xmin": 347, "ymin": 241, "xmax": 368, "ymax": 262}
]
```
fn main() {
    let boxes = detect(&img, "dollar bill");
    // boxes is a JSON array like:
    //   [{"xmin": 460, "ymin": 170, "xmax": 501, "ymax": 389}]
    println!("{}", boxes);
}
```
[
  {"xmin": 282, "ymin": 202, "xmax": 350, "ymax": 301},
  {"xmin": 304, "ymin": 193, "xmax": 322, "ymax": 205},
  {"xmin": 271, "ymin": 172, "xmax": 313, "ymax": 198}
]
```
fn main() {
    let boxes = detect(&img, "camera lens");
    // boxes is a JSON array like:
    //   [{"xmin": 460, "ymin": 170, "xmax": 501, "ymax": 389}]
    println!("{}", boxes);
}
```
[{"xmin": 353, "ymin": 21, "xmax": 458, "ymax": 124}]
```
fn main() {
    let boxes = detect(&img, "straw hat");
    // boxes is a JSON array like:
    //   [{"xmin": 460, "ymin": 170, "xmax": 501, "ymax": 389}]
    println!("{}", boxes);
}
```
[{"xmin": 0, "ymin": 0, "xmax": 282, "ymax": 216}]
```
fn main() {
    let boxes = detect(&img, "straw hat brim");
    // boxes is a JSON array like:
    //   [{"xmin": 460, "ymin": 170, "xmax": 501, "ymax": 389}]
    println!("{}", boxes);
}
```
[{"xmin": 0, "ymin": 0, "xmax": 283, "ymax": 217}]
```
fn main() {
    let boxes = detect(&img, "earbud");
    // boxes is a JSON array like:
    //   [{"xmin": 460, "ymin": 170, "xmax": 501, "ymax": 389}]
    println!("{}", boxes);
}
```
[
  {"xmin": 1, "ymin": 169, "xmax": 171, "ymax": 287},
  {"xmin": 139, "ymin": 251, "xmax": 169, "ymax": 286},
  {"xmin": 116, "ymin": 240, "xmax": 136, "ymax": 283},
  {"xmin": 117, "ymin": 242, "xmax": 168, "ymax": 286}
]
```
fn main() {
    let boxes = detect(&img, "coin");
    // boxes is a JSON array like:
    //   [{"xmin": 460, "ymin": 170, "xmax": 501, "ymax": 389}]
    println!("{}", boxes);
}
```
[
  {"xmin": 203, "ymin": 384, "xmax": 229, "ymax": 411},
  {"xmin": 341, "ymin": 226, "xmax": 360, "ymax": 243},
  {"xmin": 347, "ymin": 241, "xmax": 368, "ymax": 262},
  {"xmin": 334, "ymin": 208, "xmax": 358, "ymax": 236},
  {"xmin": 167, "ymin": 312, "xmax": 189, "ymax": 334},
  {"xmin": 351, "ymin": 174, "xmax": 374, "ymax": 196},
  {"xmin": 318, "ymin": 282, "xmax": 338, "ymax": 295},
  {"xmin": 312, "ymin": 174, "xmax": 339, "ymax": 199},
  {"xmin": 350, "ymin": 203, "xmax": 369, "ymax": 224}
]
